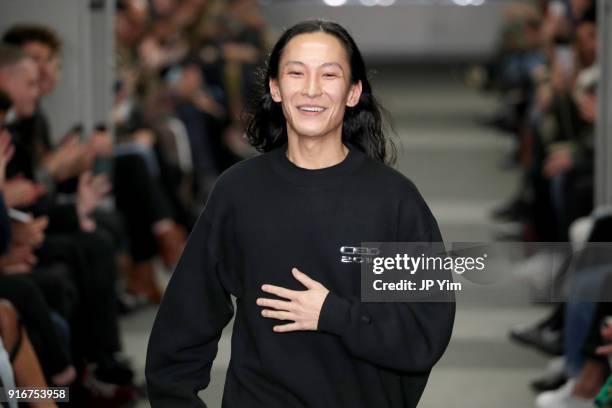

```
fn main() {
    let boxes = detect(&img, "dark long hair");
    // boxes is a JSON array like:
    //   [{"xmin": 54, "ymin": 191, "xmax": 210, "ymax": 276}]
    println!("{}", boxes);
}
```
[{"xmin": 244, "ymin": 20, "xmax": 396, "ymax": 165}]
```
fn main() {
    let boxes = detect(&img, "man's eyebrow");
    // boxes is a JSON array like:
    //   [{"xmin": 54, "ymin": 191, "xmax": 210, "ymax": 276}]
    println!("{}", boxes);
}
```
[
  {"xmin": 283, "ymin": 61, "xmax": 345, "ymax": 72},
  {"xmin": 320, "ymin": 62, "xmax": 344, "ymax": 71},
  {"xmin": 283, "ymin": 61, "xmax": 305, "ymax": 68}
]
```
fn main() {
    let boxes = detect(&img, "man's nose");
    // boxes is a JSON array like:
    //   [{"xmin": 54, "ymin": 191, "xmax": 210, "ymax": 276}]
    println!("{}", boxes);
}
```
[{"xmin": 302, "ymin": 75, "xmax": 322, "ymax": 97}]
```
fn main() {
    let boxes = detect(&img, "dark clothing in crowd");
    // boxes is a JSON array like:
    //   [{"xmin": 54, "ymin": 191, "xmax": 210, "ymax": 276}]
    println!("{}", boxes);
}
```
[
  {"xmin": 6, "ymin": 108, "xmax": 52, "ymax": 181},
  {"xmin": 0, "ymin": 274, "xmax": 72, "ymax": 378},
  {"xmin": 114, "ymin": 152, "xmax": 174, "ymax": 262},
  {"xmin": 36, "ymin": 232, "xmax": 122, "ymax": 365}
]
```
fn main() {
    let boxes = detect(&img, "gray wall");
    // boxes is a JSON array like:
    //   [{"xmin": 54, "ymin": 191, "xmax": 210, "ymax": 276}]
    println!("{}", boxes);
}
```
[{"xmin": 260, "ymin": 1, "xmax": 506, "ymax": 61}]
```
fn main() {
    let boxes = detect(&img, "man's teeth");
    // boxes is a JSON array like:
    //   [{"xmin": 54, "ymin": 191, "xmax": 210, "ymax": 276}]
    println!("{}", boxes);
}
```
[{"xmin": 299, "ymin": 106, "xmax": 325, "ymax": 112}]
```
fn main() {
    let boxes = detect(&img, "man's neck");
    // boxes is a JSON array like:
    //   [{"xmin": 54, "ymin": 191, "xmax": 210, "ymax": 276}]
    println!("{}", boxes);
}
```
[{"xmin": 285, "ymin": 135, "xmax": 348, "ymax": 170}]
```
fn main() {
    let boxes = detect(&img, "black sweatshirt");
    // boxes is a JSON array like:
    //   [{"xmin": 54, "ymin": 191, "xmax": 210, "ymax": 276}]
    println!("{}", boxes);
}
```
[{"xmin": 145, "ymin": 141, "xmax": 455, "ymax": 408}]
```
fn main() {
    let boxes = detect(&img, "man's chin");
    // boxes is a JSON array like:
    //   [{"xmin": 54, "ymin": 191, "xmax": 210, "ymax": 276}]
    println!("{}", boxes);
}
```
[{"xmin": 291, "ymin": 125, "xmax": 333, "ymax": 139}]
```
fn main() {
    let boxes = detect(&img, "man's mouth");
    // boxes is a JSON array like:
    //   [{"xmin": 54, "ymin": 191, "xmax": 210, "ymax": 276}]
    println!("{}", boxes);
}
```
[{"xmin": 297, "ymin": 105, "xmax": 326, "ymax": 113}]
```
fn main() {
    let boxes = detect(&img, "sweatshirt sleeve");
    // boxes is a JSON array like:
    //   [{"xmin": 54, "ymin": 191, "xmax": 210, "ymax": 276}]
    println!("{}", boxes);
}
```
[
  {"xmin": 318, "ymin": 190, "xmax": 455, "ymax": 373},
  {"xmin": 145, "ymin": 183, "xmax": 235, "ymax": 408}
]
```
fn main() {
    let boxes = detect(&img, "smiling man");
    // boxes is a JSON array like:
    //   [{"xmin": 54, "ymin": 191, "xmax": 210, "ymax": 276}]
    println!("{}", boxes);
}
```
[
  {"xmin": 146, "ymin": 20, "xmax": 455, "ymax": 408},
  {"xmin": 269, "ymin": 31, "xmax": 361, "ymax": 161}
]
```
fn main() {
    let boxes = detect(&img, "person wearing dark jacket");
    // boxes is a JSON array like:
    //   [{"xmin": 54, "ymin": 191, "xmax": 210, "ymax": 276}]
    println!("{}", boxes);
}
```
[{"xmin": 146, "ymin": 20, "xmax": 455, "ymax": 408}]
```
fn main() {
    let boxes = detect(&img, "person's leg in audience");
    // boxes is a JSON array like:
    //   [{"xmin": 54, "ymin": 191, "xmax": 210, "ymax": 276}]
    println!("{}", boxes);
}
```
[
  {"xmin": 537, "ymin": 273, "xmax": 612, "ymax": 407},
  {"xmin": 113, "ymin": 153, "xmax": 186, "ymax": 302},
  {"xmin": 29, "ymin": 263, "xmax": 78, "ymax": 324},
  {"xmin": 567, "ymin": 298, "xmax": 612, "ymax": 402},
  {"xmin": 34, "ymin": 232, "xmax": 130, "ymax": 384},
  {"xmin": 0, "ymin": 299, "xmax": 58, "ymax": 408},
  {"xmin": 0, "ymin": 275, "xmax": 74, "ymax": 386},
  {"xmin": 564, "ymin": 266, "xmax": 612, "ymax": 378}
]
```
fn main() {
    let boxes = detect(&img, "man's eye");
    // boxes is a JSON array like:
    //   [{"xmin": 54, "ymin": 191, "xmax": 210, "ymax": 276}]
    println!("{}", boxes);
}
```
[
  {"xmin": 323, "ymin": 73, "xmax": 339, "ymax": 78},
  {"xmin": 288, "ymin": 71, "xmax": 303, "ymax": 76}
]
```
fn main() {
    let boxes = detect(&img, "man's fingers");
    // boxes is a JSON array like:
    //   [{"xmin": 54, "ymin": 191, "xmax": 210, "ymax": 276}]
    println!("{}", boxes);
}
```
[
  {"xmin": 256, "ymin": 298, "xmax": 294, "ymax": 311},
  {"xmin": 261, "ymin": 309, "xmax": 294, "ymax": 321},
  {"xmin": 261, "ymin": 284, "xmax": 297, "ymax": 300},
  {"xmin": 273, "ymin": 322, "xmax": 301, "ymax": 333},
  {"xmin": 292, "ymin": 267, "xmax": 318, "ymax": 289}
]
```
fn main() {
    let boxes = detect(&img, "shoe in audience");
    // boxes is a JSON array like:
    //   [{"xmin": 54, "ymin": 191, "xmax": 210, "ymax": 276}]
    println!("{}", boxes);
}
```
[
  {"xmin": 510, "ymin": 322, "xmax": 563, "ymax": 356},
  {"xmin": 70, "ymin": 367, "xmax": 140, "ymax": 407},
  {"xmin": 95, "ymin": 356, "xmax": 135, "ymax": 387},
  {"xmin": 154, "ymin": 220, "xmax": 187, "ymax": 270},
  {"xmin": 491, "ymin": 198, "xmax": 529, "ymax": 222},
  {"xmin": 531, "ymin": 357, "xmax": 568, "ymax": 392},
  {"xmin": 535, "ymin": 379, "xmax": 575, "ymax": 407},
  {"xmin": 511, "ymin": 251, "xmax": 565, "ymax": 302},
  {"xmin": 535, "ymin": 379, "xmax": 593, "ymax": 408},
  {"xmin": 127, "ymin": 261, "xmax": 163, "ymax": 304},
  {"xmin": 492, "ymin": 221, "xmax": 524, "ymax": 241},
  {"xmin": 532, "ymin": 370, "xmax": 568, "ymax": 393}
]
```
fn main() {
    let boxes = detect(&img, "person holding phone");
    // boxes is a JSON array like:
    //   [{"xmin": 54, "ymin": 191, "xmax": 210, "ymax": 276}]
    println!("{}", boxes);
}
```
[{"xmin": 146, "ymin": 20, "xmax": 455, "ymax": 408}]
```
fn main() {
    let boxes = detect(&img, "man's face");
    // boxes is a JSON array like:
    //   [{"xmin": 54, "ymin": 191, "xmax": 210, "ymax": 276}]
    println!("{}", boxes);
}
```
[
  {"xmin": 22, "ymin": 41, "xmax": 60, "ymax": 95},
  {"xmin": 269, "ymin": 32, "xmax": 362, "ymax": 142},
  {"xmin": 0, "ymin": 58, "xmax": 40, "ymax": 118}
]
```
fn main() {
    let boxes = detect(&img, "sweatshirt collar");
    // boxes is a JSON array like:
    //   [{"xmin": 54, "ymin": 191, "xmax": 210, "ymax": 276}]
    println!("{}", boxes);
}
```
[{"xmin": 270, "ymin": 140, "xmax": 366, "ymax": 188}]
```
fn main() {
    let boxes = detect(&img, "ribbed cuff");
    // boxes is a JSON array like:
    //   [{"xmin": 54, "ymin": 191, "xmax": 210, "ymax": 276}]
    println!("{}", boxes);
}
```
[{"xmin": 317, "ymin": 292, "xmax": 351, "ymax": 336}]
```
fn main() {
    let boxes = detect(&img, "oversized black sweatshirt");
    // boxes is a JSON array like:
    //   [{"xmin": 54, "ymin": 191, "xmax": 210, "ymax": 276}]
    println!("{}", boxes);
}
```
[{"xmin": 145, "ymin": 141, "xmax": 455, "ymax": 408}]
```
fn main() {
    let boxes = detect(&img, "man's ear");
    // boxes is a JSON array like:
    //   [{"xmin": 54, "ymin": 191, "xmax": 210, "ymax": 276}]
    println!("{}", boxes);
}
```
[
  {"xmin": 346, "ymin": 80, "xmax": 362, "ymax": 108},
  {"xmin": 269, "ymin": 78, "xmax": 281, "ymax": 103}
]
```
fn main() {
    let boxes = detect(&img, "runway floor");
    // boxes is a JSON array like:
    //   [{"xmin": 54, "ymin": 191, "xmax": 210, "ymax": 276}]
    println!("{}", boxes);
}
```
[{"xmin": 123, "ymin": 64, "xmax": 552, "ymax": 408}]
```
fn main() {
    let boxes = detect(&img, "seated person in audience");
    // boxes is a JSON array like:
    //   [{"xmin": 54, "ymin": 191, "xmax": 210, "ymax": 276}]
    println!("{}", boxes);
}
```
[
  {"xmin": 2, "ymin": 24, "xmax": 93, "ymax": 188},
  {"xmin": 0, "ymin": 41, "xmax": 138, "ymax": 401},
  {"xmin": 0, "ymin": 98, "xmax": 75, "ymax": 387}
]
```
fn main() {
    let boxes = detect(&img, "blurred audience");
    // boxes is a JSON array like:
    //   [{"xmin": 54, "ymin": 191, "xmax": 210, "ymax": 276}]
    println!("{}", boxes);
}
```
[
  {"xmin": 0, "ymin": 2, "xmax": 267, "ymax": 405},
  {"xmin": 475, "ymin": 1, "xmax": 612, "ymax": 407},
  {"xmin": 113, "ymin": 0, "xmax": 262, "ymax": 304}
]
